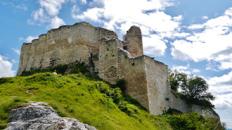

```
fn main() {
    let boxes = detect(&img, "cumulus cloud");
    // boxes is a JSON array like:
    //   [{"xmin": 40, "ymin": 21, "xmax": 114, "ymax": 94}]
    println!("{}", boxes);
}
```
[
  {"xmin": 143, "ymin": 35, "xmax": 167, "ymax": 55},
  {"xmin": 12, "ymin": 48, "xmax": 20, "ymax": 55},
  {"xmin": 168, "ymin": 7, "xmax": 232, "ymax": 127},
  {"xmin": 72, "ymin": 0, "xmax": 182, "ymax": 56},
  {"xmin": 50, "ymin": 16, "xmax": 65, "ymax": 28},
  {"xmin": 0, "ymin": 55, "xmax": 15, "ymax": 77},
  {"xmin": 25, "ymin": 36, "xmax": 38, "ymax": 43},
  {"xmin": 31, "ymin": 0, "xmax": 66, "ymax": 28},
  {"xmin": 171, "ymin": 7, "xmax": 232, "ymax": 71},
  {"xmin": 202, "ymin": 16, "xmax": 209, "ymax": 20},
  {"xmin": 171, "ymin": 64, "xmax": 200, "ymax": 75},
  {"xmin": 207, "ymin": 71, "xmax": 232, "ymax": 109}
]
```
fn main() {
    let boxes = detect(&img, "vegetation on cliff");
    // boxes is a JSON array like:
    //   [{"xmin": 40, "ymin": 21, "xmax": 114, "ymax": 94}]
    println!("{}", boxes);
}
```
[
  {"xmin": 0, "ymin": 72, "xmax": 223, "ymax": 130},
  {"xmin": 169, "ymin": 70, "xmax": 215, "ymax": 108}
]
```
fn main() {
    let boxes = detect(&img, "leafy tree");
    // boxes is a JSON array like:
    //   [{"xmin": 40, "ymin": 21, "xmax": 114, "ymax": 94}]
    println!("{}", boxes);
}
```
[
  {"xmin": 169, "ymin": 70, "xmax": 215, "ymax": 108},
  {"xmin": 169, "ymin": 70, "xmax": 187, "ymax": 91}
]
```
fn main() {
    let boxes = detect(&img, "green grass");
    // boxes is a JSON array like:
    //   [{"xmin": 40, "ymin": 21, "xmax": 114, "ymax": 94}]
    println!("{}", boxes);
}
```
[{"xmin": 0, "ymin": 72, "xmax": 222, "ymax": 130}]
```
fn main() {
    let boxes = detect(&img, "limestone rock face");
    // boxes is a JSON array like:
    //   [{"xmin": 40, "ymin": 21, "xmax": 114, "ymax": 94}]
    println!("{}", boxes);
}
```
[{"xmin": 5, "ymin": 102, "xmax": 96, "ymax": 130}]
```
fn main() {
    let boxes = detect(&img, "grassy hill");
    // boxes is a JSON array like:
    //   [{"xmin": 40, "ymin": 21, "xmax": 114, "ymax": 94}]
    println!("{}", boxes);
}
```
[{"xmin": 0, "ymin": 72, "xmax": 223, "ymax": 130}]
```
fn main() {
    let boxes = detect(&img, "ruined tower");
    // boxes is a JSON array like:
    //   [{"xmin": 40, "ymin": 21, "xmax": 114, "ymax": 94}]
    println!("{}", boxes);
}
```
[{"xmin": 123, "ymin": 26, "xmax": 144, "ymax": 57}]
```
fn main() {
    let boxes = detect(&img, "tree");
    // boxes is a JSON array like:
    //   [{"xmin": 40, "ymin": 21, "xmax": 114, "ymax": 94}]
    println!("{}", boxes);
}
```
[
  {"xmin": 169, "ymin": 70, "xmax": 215, "ymax": 108},
  {"xmin": 169, "ymin": 70, "xmax": 187, "ymax": 92}
]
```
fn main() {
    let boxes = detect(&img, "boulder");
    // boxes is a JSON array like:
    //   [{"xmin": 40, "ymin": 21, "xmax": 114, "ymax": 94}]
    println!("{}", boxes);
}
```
[{"xmin": 5, "ymin": 102, "xmax": 96, "ymax": 130}]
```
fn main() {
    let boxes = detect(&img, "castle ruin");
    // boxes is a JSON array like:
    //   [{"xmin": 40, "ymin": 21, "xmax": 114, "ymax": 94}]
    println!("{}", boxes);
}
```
[{"xmin": 17, "ymin": 22, "xmax": 218, "ymax": 117}]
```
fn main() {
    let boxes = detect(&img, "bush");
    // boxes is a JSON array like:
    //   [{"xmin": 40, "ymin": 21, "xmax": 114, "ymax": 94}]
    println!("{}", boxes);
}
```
[
  {"xmin": 115, "ymin": 79, "xmax": 127, "ymax": 93},
  {"xmin": 165, "ymin": 113, "xmax": 207, "ymax": 130},
  {"xmin": 21, "ymin": 61, "xmax": 90, "ymax": 76},
  {"xmin": 163, "ymin": 108, "xmax": 182, "ymax": 115}
]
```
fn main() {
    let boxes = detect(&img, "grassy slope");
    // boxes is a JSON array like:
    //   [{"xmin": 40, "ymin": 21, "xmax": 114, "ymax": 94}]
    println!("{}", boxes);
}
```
[{"xmin": 0, "ymin": 73, "xmax": 221, "ymax": 130}]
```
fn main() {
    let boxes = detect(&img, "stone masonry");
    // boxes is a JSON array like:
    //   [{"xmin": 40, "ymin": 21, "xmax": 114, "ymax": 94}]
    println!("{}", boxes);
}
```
[{"xmin": 17, "ymin": 22, "xmax": 218, "ymax": 116}]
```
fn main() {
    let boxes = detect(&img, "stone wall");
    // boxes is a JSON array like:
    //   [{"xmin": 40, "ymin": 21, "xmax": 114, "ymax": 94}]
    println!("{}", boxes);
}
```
[
  {"xmin": 123, "ymin": 26, "xmax": 143, "ymax": 57},
  {"xmin": 118, "ymin": 50, "xmax": 149, "ymax": 109},
  {"xmin": 98, "ymin": 39, "xmax": 119, "ymax": 84},
  {"xmin": 144, "ymin": 56, "xmax": 170, "ymax": 115},
  {"xmin": 169, "ymin": 92, "xmax": 189, "ymax": 112},
  {"xmin": 170, "ymin": 92, "xmax": 219, "ymax": 118},
  {"xmin": 18, "ymin": 22, "xmax": 117, "ymax": 75}
]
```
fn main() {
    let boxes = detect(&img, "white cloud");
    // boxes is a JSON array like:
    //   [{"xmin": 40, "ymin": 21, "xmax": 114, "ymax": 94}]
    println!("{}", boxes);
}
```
[
  {"xmin": 80, "ymin": 0, "xmax": 87, "ymax": 4},
  {"xmin": 12, "ymin": 48, "xmax": 20, "ymax": 55},
  {"xmin": 50, "ymin": 16, "xmax": 65, "ymax": 28},
  {"xmin": 212, "ymin": 49, "xmax": 232, "ymax": 70},
  {"xmin": 202, "ymin": 16, "xmax": 209, "ymax": 20},
  {"xmin": 25, "ymin": 36, "xmax": 38, "ymax": 43},
  {"xmin": 192, "ymin": 68, "xmax": 200, "ymax": 73},
  {"xmin": 143, "ymin": 35, "xmax": 167, "ymax": 56},
  {"xmin": 72, "ymin": 0, "xmax": 182, "ymax": 56},
  {"xmin": 169, "ymin": 7, "xmax": 232, "ymax": 127},
  {"xmin": 216, "ymin": 108, "xmax": 232, "ymax": 128},
  {"xmin": 171, "ymin": 64, "xmax": 200, "ymax": 75},
  {"xmin": 0, "ymin": 55, "xmax": 15, "ymax": 78},
  {"xmin": 171, "ymin": 46, "xmax": 192, "ymax": 61},
  {"xmin": 31, "ymin": 0, "xmax": 66, "ymax": 28},
  {"xmin": 208, "ymin": 71, "xmax": 232, "ymax": 87},
  {"xmin": 207, "ymin": 71, "xmax": 232, "ymax": 109},
  {"xmin": 172, "ymin": 7, "xmax": 232, "ymax": 65},
  {"xmin": 71, "ymin": 4, "xmax": 79, "ymax": 19}
]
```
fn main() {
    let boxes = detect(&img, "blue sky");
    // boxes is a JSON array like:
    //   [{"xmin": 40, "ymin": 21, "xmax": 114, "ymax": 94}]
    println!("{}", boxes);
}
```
[{"xmin": 0, "ymin": 0, "xmax": 232, "ymax": 128}]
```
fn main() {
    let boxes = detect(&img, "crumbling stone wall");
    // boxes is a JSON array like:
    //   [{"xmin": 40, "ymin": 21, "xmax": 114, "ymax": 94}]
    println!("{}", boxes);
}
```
[
  {"xmin": 18, "ymin": 22, "xmax": 117, "ymax": 75},
  {"xmin": 118, "ymin": 50, "xmax": 149, "ymax": 109},
  {"xmin": 123, "ymin": 26, "xmax": 143, "ymax": 57},
  {"xmin": 19, "ymin": 22, "xmax": 200, "ymax": 116},
  {"xmin": 98, "ymin": 39, "xmax": 120, "ymax": 84},
  {"xmin": 144, "ymin": 56, "xmax": 170, "ymax": 115},
  {"xmin": 170, "ymin": 93, "xmax": 219, "ymax": 118}
]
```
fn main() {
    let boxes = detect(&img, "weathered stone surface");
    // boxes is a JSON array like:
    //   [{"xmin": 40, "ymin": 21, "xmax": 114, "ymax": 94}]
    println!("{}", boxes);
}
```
[
  {"xmin": 144, "ymin": 56, "xmax": 169, "ymax": 115},
  {"xmin": 169, "ymin": 93, "xmax": 219, "ymax": 119},
  {"xmin": 123, "ymin": 26, "xmax": 143, "ymax": 57},
  {"xmin": 118, "ymin": 51, "xmax": 149, "ymax": 109},
  {"xmin": 5, "ymin": 102, "xmax": 96, "ymax": 130},
  {"xmin": 18, "ymin": 22, "xmax": 117, "ymax": 75}
]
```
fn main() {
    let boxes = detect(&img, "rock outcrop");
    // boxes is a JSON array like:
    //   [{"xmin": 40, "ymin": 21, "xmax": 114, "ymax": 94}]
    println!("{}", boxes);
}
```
[{"xmin": 5, "ymin": 102, "xmax": 96, "ymax": 130}]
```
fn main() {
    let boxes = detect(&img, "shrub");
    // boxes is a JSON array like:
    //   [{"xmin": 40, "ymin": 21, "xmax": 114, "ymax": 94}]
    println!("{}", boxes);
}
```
[
  {"xmin": 21, "ymin": 61, "xmax": 90, "ymax": 76},
  {"xmin": 115, "ymin": 79, "xmax": 127, "ymax": 93},
  {"xmin": 163, "ymin": 108, "xmax": 182, "ymax": 115},
  {"xmin": 164, "ymin": 113, "xmax": 205, "ymax": 130}
]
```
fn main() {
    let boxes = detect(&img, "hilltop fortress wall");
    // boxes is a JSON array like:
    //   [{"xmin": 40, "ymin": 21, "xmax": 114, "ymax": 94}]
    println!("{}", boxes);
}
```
[
  {"xmin": 18, "ymin": 23, "xmax": 117, "ymax": 75},
  {"xmin": 18, "ymin": 22, "xmax": 218, "ymax": 117}
]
